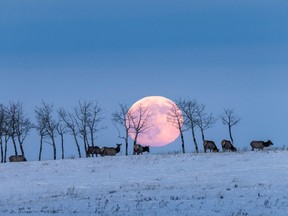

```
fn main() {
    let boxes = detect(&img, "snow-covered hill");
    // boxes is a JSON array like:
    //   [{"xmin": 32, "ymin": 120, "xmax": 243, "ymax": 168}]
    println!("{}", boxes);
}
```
[{"xmin": 0, "ymin": 151, "xmax": 287, "ymax": 216}]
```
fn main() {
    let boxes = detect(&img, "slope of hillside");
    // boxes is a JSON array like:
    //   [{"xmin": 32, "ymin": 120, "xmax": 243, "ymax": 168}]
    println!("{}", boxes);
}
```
[{"xmin": 0, "ymin": 151, "xmax": 287, "ymax": 215}]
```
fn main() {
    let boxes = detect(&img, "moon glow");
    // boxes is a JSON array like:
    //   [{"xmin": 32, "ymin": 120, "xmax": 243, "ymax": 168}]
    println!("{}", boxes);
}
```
[{"xmin": 127, "ymin": 96, "xmax": 182, "ymax": 147}]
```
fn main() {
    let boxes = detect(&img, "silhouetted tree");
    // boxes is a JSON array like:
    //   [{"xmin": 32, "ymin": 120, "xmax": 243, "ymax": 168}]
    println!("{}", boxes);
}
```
[
  {"xmin": 35, "ymin": 102, "xmax": 57, "ymax": 160},
  {"xmin": 74, "ymin": 100, "xmax": 105, "ymax": 157},
  {"xmin": 15, "ymin": 103, "xmax": 33, "ymax": 156},
  {"xmin": 167, "ymin": 101, "xmax": 186, "ymax": 153},
  {"xmin": 6, "ymin": 101, "xmax": 33, "ymax": 156},
  {"xmin": 127, "ymin": 103, "xmax": 153, "ymax": 154},
  {"xmin": 35, "ymin": 105, "xmax": 48, "ymax": 161},
  {"xmin": 58, "ymin": 108, "xmax": 81, "ymax": 158},
  {"xmin": 56, "ymin": 117, "xmax": 68, "ymax": 159},
  {"xmin": 74, "ymin": 101, "xmax": 90, "ymax": 156},
  {"xmin": 2, "ymin": 125, "xmax": 10, "ymax": 163},
  {"xmin": 195, "ymin": 103, "xmax": 217, "ymax": 142},
  {"xmin": 86, "ymin": 101, "xmax": 105, "ymax": 147},
  {"xmin": 0, "ymin": 105, "xmax": 10, "ymax": 163},
  {"xmin": 176, "ymin": 98, "xmax": 199, "ymax": 153},
  {"xmin": 112, "ymin": 104, "xmax": 131, "ymax": 156},
  {"xmin": 6, "ymin": 102, "xmax": 19, "ymax": 156},
  {"xmin": 0, "ymin": 104, "xmax": 5, "ymax": 163},
  {"xmin": 219, "ymin": 108, "xmax": 241, "ymax": 144}
]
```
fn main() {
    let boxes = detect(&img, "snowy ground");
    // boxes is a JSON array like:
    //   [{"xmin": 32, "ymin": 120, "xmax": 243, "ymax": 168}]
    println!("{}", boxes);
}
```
[{"xmin": 0, "ymin": 150, "xmax": 287, "ymax": 216}]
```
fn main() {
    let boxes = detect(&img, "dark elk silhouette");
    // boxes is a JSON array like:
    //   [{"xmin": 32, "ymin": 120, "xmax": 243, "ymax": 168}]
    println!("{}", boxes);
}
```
[
  {"xmin": 221, "ymin": 140, "xmax": 237, "ymax": 152},
  {"xmin": 250, "ymin": 140, "xmax": 273, "ymax": 151},
  {"xmin": 133, "ymin": 144, "xmax": 150, "ymax": 155},
  {"xmin": 101, "ymin": 143, "xmax": 122, "ymax": 156},
  {"xmin": 203, "ymin": 140, "xmax": 219, "ymax": 153},
  {"xmin": 9, "ymin": 155, "xmax": 27, "ymax": 162}
]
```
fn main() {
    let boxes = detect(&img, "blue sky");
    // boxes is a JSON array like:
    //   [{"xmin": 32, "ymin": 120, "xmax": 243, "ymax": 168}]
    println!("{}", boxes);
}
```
[{"xmin": 1, "ymin": 1, "xmax": 288, "ymax": 160}]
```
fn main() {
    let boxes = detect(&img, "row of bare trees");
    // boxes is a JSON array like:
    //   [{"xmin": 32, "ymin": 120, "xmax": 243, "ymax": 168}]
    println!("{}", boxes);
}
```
[
  {"xmin": 0, "ymin": 102, "xmax": 33, "ymax": 163},
  {"xmin": 167, "ymin": 98, "xmax": 240, "ymax": 154},
  {"xmin": 0, "ymin": 98, "xmax": 240, "ymax": 162},
  {"xmin": 112, "ymin": 98, "xmax": 240, "ymax": 155},
  {"xmin": 112, "ymin": 103, "xmax": 154, "ymax": 155},
  {"xmin": 35, "ymin": 100, "xmax": 105, "ymax": 161},
  {"xmin": 0, "ymin": 100, "xmax": 105, "ymax": 163}
]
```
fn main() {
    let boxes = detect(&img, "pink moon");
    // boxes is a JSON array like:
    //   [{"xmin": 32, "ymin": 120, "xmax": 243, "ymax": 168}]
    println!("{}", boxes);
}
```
[{"xmin": 127, "ymin": 96, "xmax": 182, "ymax": 147}]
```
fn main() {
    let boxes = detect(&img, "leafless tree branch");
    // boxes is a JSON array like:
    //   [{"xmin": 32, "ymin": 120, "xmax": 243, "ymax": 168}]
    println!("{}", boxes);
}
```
[
  {"xmin": 167, "ymin": 100, "xmax": 186, "ymax": 153},
  {"xmin": 219, "ymin": 108, "xmax": 241, "ymax": 144},
  {"xmin": 112, "ymin": 104, "xmax": 130, "ymax": 155}
]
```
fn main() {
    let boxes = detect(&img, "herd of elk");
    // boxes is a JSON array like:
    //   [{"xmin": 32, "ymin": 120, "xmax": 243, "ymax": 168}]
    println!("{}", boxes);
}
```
[
  {"xmin": 203, "ymin": 139, "xmax": 273, "ymax": 153},
  {"xmin": 86, "ymin": 143, "xmax": 122, "ymax": 157},
  {"xmin": 86, "ymin": 143, "xmax": 150, "ymax": 157},
  {"xmin": 7, "ymin": 139, "xmax": 274, "ymax": 162}
]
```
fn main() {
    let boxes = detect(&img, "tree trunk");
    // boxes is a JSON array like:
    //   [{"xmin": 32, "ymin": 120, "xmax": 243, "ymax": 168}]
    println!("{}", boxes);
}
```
[
  {"xmin": 72, "ymin": 131, "xmax": 81, "ymax": 158},
  {"xmin": 83, "ymin": 134, "xmax": 88, "ymax": 158},
  {"xmin": 90, "ymin": 129, "xmax": 95, "ymax": 157},
  {"xmin": 90, "ymin": 130, "xmax": 94, "ymax": 147},
  {"xmin": 4, "ymin": 139, "xmax": 8, "ymax": 163},
  {"xmin": 39, "ymin": 135, "xmax": 43, "ymax": 161},
  {"xmin": 228, "ymin": 125, "xmax": 234, "ymax": 144},
  {"xmin": 18, "ymin": 136, "xmax": 25, "ymax": 156},
  {"xmin": 11, "ymin": 136, "xmax": 18, "ymax": 156},
  {"xmin": 61, "ymin": 133, "xmax": 64, "ymax": 159},
  {"xmin": 0, "ymin": 138, "xmax": 3, "ymax": 163},
  {"xmin": 180, "ymin": 130, "xmax": 185, "ymax": 154},
  {"xmin": 191, "ymin": 127, "xmax": 199, "ymax": 153},
  {"xmin": 125, "ymin": 129, "xmax": 129, "ymax": 156},
  {"xmin": 51, "ymin": 136, "xmax": 57, "ymax": 160},
  {"xmin": 200, "ymin": 128, "xmax": 205, "ymax": 143},
  {"xmin": 19, "ymin": 142, "xmax": 25, "ymax": 157},
  {"xmin": 133, "ymin": 132, "xmax": 139, "ymax": 155}
]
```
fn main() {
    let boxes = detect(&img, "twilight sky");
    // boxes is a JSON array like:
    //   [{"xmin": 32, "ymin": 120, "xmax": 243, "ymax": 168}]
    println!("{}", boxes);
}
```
[{"xmin": 1, "ymin": 1, "xmax": 288, "ymax": 160}]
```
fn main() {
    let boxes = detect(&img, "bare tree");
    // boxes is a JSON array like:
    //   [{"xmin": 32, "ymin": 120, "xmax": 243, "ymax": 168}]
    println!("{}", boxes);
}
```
[
  {"xmin": 74, "ymin": 101, "xmax": 90, "ymax": 156},
  {"xmin": 0, "ymin": 104, "xmax": 5, "ymax": 163},
  {"xmin": 195, "ymin": 103, "xmax": 217, "ymax": 142},
  {"xmin": 35, "ymin": 102, "xmax": 57, "ymax": 160},
  {"xmin": 6, "ymin": 102, "xmax": 19, "ymax": 155},
  {"xmin": 6, "ymin": 101, "xmax": 33, "ymax": 156},
  {"xmin": 219, "ymin": 108, "xmax": 241, "ymax": 144},
  {"xmin": 0, "ymin": 105, "xmax": 10, "ymax": 163},
  {"xmin": 74, "ymin": 100, "xmax": 105, "ymax": 157},
  {"xmin": 15, "ymin": 103, "xmax": 33, "ymax": 156},
  {"xmin": 35, "ymin": 105, "xmax": 48, "ymax": 161},
  {"xmin": 86, "ymin": 101, "xmax": 105, "ymax": 147},
  {"xmin": 176, "ymin": 98, "xmax": 199, "ymax": 153},
  {"xmin": 56, "ymin": 118, "xmax": 67, "ymax": 159},
  {"xmin": 112, "ymin": 104, "xmax": 131, "ymax": 156},
  {"xmin": 127, "ymin": 103, "xmax": 153, "ymax": 154},
  {"xmin": 58, "ymin": 108, "xmax": 81, "ymax": 158},
  {"xmin": 167, "ymin": 101, "xmax": 186, "ymax": 153},
  {"xmin": 2, "ymin": 127, "xmax": 10, "ymax": 163}
]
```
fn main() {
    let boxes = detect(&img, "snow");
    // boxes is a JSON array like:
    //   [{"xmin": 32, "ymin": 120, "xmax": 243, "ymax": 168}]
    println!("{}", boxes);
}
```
[{"xmin": 0, "ymin": 151, "xmax": 287, "ymax": 215}]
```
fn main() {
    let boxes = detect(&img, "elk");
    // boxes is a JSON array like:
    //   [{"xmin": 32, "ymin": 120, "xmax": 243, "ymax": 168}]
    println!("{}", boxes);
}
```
[
  {"xmin": 221, "ymin": 140, "xmax": 237, "ymax": 152},
  {"xmin": 203, "ymin": 140, "xmax": 219, "ymax": 153},
  {"xmin": 9, "ymin": 155, "xmax": 27, "ymax": 162},
  {"xmin": 101, "ymin": 143, "xmax": 122, "ymax": 156},
  {"xmin": 133, "ymin": 144, "xmax": 150, "ymax": 155},
  {"xmin": 250, "ymin": 140, "xmax": 273, "ymax": 151},
  {"xmin": 86, "ymin": 146, "xmax": 101, "ymax": 157}
]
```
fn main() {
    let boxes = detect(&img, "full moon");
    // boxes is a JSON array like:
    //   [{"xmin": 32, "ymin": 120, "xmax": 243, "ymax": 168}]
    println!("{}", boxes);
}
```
[{"xmin": 127, "ymin": 96, "xmax": 182, "ymax": 147}]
